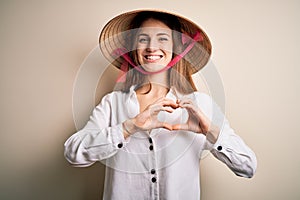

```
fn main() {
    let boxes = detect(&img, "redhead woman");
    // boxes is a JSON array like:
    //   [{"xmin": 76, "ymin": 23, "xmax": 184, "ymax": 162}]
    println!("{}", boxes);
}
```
[{"xmin": 64, "ymin": 10, "xmax": 257, "ymax": 200}]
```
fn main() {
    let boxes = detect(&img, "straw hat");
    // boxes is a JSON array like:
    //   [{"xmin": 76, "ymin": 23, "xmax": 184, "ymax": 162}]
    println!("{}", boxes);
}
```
[{"xmin": 99, "ymin": 9, "xmax": 212, "ymax": 74}]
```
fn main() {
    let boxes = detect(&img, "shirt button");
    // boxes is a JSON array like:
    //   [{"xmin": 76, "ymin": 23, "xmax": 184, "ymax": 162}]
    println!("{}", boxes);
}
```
[
  {"xmin": 148, "ymin": 137, "xmax": 153, "ymax": 143},
  {"xmin": 151, "ymin": 177, "xmax": 157, "ymax": 183},
  {"xmin": 149, "ymin": 145, "xmax": 153, "ymax": 151},
  {"xmin": 217, "ymin": 145, "xmax": 222, "ymax": 151},
  {"xmin": 117, "ymin": 143, "xmax": 123, "ymax": 148},
  {"xmin": 151, "ymin": 169, "xmax": 156, "ymax": 174}
]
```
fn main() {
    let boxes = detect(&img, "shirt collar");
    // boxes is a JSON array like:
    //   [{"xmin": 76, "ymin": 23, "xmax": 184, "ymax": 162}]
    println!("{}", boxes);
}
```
[{"xmin": 126, "ymin": 85, "xmax": 182, "ymax": 101}]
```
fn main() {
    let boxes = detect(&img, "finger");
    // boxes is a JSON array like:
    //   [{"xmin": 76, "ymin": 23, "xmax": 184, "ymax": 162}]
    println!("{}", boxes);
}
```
[
  {"xmin": 151, "ymin": 103, "xmax": 175, "ymax": 112},
  {"xmin": 151, "ymin": 98, "xmax": 178, "ymax": 109},
  {"xmin": 181, "ymin": 105, "xmax": 208, "ymax": 124},
  {"xmin": 179, "ymin": 100, "xmax": 205, "ymax": 114},
  {"xmin": 161, "ymin": 99, "xmax": 179, "ymax": 109},
  {"xmin": 172, "ymin": 123, "xmax": 189, "ymax": 131},
  {"xmin": 180, "ymin": 103, "xmax": 194, "ymax": 109},
  {"xmin": 180, "ymin": 103, "xmax": 198, "ymax": 114},
  {"xmin": 177, "ymin": 98, "xmax": 194, "ymax": 107},
  {"xmin": 162, "ymin": 106, "xmax": 175, "ymax": 113},
  {"xmin": 158, "ymin": 121, "xmax": 173, "ymax": 131}
]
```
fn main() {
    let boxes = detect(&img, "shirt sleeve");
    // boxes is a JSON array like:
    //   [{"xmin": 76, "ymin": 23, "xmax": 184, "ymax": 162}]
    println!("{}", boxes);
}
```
[
  {"xmin": 197, "ymin": 93, "xmax": 257, "ymax": 178},
  {"xmin": 64, "ymin": 93, "xmax": 127, "ymax": 167}
]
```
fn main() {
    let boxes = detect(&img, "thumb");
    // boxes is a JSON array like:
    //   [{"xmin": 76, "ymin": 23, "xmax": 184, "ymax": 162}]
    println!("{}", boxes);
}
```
[
  {"xmin": 158, "ymin": 122, "xmax": 173, "ymax": 131},
  {"xmin": 172, "ymin": 123, "xmax": 189, "ymax": 131}
]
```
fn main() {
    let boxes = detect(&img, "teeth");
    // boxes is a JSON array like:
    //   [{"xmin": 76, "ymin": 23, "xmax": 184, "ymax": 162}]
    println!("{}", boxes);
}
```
[{"xmin": 145, "ymin": 55, "xmax": 162, "ymax": 60}]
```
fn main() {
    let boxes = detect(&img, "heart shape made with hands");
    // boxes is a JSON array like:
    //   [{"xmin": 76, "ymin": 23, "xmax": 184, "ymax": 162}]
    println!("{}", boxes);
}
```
[
  {"xmin": 157, "ymin": 105, "xmax": 188, "ymax": 127},
  {"xmin": 138, "ymin": 98, "xmax": 211, "ymax": 134}
]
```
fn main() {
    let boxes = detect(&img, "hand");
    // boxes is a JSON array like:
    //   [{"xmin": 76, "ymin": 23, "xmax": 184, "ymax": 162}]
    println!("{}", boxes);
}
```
[
  {"xmin": 124, "ymin": 98, "xmax": 179, "ymax": 134},
  {"xmin": 172, "ymin": 98, "xmax": 220, "ymax": 143},
  {"xmin": 172, "ymin": 98, "xmax": 211, "ymax": 134}
]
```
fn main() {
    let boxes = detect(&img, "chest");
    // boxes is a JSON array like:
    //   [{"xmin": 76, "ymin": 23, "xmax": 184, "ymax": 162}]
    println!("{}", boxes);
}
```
[{"xmin": 137, "ymin": 94, "xmax": 164, "ymax": 112}]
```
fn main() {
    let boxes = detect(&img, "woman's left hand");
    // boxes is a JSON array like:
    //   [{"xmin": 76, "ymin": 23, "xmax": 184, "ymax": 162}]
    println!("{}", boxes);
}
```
[
  {"xmin": 172, "ymin": 98, "xmax": 210, "ymax": 134},
  {"xmin": 172, "ymin": 98, "xmax": 220, "ymax": 143}
]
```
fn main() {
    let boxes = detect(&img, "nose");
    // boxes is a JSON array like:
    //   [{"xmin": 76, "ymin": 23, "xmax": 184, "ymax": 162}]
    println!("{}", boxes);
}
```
[{"xmin": 146, "ymin": 39, "xmax": 159, "ymax": 52}]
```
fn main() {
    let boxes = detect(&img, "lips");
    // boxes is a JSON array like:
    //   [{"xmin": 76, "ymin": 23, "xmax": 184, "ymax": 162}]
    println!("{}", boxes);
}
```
[{"xmin": 144, "ymin": 55, "xmax": 163, "ymax": 61}]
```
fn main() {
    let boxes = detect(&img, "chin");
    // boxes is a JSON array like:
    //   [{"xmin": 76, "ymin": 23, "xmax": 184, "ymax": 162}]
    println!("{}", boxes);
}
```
[{"xmin": 142, "ymin": 63, "xmax": 167, "ymax": 72}]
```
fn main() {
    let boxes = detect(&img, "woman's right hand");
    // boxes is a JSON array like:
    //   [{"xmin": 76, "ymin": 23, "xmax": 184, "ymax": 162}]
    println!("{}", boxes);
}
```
[{"xmin": 123, "ymin": 98, "xmax": 178, "ymax": 136}]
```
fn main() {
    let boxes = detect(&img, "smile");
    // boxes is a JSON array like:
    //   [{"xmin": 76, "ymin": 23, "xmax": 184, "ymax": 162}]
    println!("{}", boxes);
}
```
[{"xmin": 144, "ymin": 55, "xmax": 163, "ymax": 61}]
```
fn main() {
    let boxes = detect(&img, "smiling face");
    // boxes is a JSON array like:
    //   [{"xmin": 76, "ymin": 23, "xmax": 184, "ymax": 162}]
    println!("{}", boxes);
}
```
[{"xmin": 136, "ymin": 19, "xmax": 173, "ymax": 73}]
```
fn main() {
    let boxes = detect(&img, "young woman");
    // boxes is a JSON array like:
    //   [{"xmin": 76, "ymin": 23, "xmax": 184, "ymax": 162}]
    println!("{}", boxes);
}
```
[{"xmin": 64, "ymin": 10, "xmax": 257, "ymax": 200}]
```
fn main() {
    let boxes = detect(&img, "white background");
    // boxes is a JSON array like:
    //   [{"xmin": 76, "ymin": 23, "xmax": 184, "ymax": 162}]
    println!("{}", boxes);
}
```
[{"xmin": 0, "ymin": 0, "xmax": 299, "ymax": 199}]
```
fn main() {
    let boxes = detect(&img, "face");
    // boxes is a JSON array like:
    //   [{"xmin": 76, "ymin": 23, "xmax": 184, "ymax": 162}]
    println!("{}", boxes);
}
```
[{"xmin": 136, "ymin": 19, "xmax": 173, "ymax": 73}]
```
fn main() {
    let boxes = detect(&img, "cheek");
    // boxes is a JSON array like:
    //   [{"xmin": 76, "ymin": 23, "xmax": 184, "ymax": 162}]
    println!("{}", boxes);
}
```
[
  {"xmin": 163, "ymin": 44, "xmax": 173, "ymax": 58},
  {"xmin": 166, "ymin": 53, "xmax": 173, "ymax": 62},
  {"xmin": 166, "ymin": 47, "xmax": 173, "ymax": 60},
  {"xmin": 136, "ymin": 50, "xmax": 143, "ymax": 62},
  {"xmin": 162, "ymin": 43, "xmax": 173, "ymax": 52}
]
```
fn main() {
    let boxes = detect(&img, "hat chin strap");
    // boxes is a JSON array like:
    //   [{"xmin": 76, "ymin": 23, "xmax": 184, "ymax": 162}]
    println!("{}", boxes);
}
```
[{"xmin": 113, "ymin": 31, "xmax": 203, "ymax": 82}]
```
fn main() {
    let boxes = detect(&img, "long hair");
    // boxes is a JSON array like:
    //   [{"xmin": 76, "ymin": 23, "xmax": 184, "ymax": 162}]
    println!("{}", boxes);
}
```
[{"xmin": 121, "ymin": 11, "xmax": 197, "ymax": 94}]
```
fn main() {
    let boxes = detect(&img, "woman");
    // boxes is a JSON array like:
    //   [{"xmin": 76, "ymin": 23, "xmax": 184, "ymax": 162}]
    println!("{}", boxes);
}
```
[{"xmin": 64, "ymin": 10, "xmax": 257, "ymax": 200}]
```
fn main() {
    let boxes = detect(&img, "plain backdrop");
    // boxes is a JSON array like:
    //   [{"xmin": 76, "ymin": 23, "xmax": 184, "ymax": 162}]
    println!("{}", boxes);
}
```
[{"xmin": 1, "ymin": 0, "xmax": 299, "ymax": 199}]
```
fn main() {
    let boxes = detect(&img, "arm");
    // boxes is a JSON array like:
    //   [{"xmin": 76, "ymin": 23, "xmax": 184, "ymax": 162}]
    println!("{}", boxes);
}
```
[
  {"xmin": 202, "ymin": 94, "xmax": 257, "ymax": 178},
  {"xmin": 64, "ymin": 93, "xmax": 181, "ymax": 167},
  {"xmin": 64, "ymin": 93, "xmax": 127, "ymax": 167},
  {"xmin": 207, "ymin": 118, "xmax": 257, "ymax": 178},
  {"xmin": 173, "ymin": 92, "xmax": 257, "ymax": 178}
]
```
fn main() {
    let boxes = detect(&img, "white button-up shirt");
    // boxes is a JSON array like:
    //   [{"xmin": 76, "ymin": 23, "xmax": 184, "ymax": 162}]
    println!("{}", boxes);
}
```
[{"xmin": 64, "ymin": 86, "xmax": 257, "ymax": 200}]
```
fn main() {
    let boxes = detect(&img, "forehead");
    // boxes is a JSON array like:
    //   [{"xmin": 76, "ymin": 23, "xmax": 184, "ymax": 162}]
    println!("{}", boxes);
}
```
[{"xmin": 138, "ymin": 19, "xmax": 172, "ymax": 34}]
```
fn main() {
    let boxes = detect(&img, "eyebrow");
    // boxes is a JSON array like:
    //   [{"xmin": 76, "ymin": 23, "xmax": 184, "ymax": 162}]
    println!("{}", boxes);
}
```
[{"xmin": 138, "ymin": 33, "xmax": 171, "ymax": 37}]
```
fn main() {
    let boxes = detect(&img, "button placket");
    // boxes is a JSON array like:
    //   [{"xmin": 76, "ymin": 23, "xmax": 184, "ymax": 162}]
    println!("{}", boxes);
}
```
[
  {"xmin": 117, "ymin": 143, "xmax": 123, "ymax": 148},
  {"xmin": 148, "ymin": 135, "xmax": 159, "ymax": 199},
  {"xmin": 150, "ymin": 168, "xmax": 157, "ymax": 185},
  {"xmin": 217, "ymin": 145, "xmax": 222, "ymax": 151},
  {"xmin": 149, "ymin": 136, "xmax": 154, "ymax": 151},
  {"xmin": 151, "ymin": 169, "xmax": 156, "ymax": 174},
  {"xmin": 148, "ymin": 136, "xmax": 156, "ymax": 181},
  {"xmin": 151, "ymin": 177, "xmax": 157, "ymax": 183},
  {"xmin": 149, "ymin": 145, "xmax": 154, "ymax": 151}
]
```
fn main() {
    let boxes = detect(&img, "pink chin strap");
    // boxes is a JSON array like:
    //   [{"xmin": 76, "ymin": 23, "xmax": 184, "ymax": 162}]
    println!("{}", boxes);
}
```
[{"xmin": 113, "ymin": 31, "xmax": 203, "ymax": 82}]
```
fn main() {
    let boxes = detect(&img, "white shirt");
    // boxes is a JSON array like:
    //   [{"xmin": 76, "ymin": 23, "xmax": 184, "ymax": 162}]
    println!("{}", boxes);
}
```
[{"xmin": 64, "ymin": 86, "xmax": 257, "ymax": 200}]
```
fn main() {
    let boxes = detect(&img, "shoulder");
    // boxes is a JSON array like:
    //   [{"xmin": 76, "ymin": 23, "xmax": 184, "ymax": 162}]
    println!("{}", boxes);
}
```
[
  {"xmin": 187, "ymin": 91, "xmax": 213, "ymax": 106},
  {"xmin": 97, "ymin": 90, "xmax": 128, "ymax": 105},
  {"xmin": 96, "ymin": 85, "xmax": 136, "ymax": 107},
  {"xmin": 187, "ymin": 91, "xmax": 217, "ymax": 118}
]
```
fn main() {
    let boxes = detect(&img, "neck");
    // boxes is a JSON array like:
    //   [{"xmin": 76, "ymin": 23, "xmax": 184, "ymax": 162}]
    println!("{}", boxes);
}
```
[
  {"xmin": 136, "ymin": 71, "xmax": 169, "ymax": 95},
  {"xmin": 146, "ymin": 70, "xmax": 169, "ymax": 88}
]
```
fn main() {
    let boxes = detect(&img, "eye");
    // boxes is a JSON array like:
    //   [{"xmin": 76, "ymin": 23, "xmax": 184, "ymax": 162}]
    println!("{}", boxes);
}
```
[
  {"xmin": 159, "ymin": 37, "xmax": 169, "ymax": 42},
  {"xmin": 138, "ymin": 37, "xmax": 149, "ymax": 43}
]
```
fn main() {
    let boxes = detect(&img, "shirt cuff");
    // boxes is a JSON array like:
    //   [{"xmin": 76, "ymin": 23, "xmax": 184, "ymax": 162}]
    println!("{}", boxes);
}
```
[
  {"xmin": 112, "ymin": 123, "xmax": 130, "ymax": 149},
  {"xmin": 205, "ymin": 128, "xmax": 227, "ymax": 152}
]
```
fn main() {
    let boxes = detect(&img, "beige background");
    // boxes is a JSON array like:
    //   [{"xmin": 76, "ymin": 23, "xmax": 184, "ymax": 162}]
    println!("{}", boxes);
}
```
[{"xmin": 1, "ymin": 0, "xmax": 299, "ymax": 199}]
